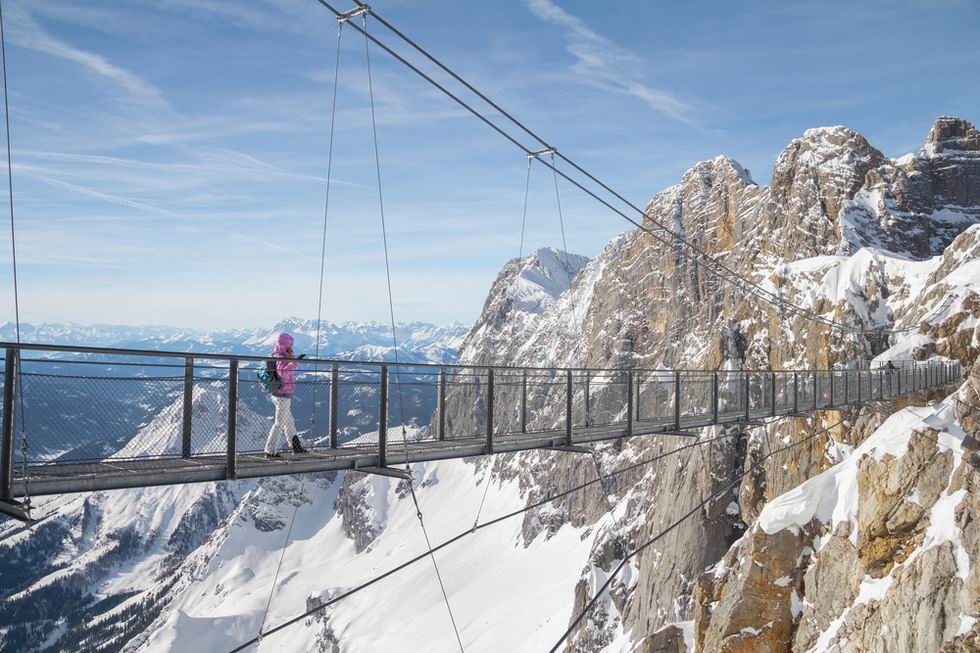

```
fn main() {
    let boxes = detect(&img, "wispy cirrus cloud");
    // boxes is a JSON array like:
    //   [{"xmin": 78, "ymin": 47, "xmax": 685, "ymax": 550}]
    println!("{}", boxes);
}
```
[
  {"xmin": 4, "ymin": 2, "xmax": 168, "ymax": 108},
  {"xmin": 525, "ymin": 0, "xmax": 696, "ymax": 125}
]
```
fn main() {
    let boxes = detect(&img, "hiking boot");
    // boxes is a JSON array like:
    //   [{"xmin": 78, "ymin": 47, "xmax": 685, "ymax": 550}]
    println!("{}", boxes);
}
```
[
  {"xmin": 265, "ymin": 452, "xmax": 282, "ymax": 459},
  {"xmin": 291, "ymin": 435, "xmax": 307, "ymax": 454}
]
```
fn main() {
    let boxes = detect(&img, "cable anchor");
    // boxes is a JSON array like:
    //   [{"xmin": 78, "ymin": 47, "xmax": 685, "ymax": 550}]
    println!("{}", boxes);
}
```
[
  {"xmin": 528, "ymin": 147, "xmax": 557, "ymax": 160},
  {"xmin": 337, "ymin": 4, "xmax": 370, "ymax": 22}
]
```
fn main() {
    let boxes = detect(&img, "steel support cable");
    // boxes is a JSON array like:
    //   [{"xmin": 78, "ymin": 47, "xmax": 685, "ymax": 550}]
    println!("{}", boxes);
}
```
[
  {"xmin": 550, "ymin": 153, "xmax": 573, "ymax": 288},
  {"xmin": 0, "ymin": 0, "xmax": 28, "ymax": 516},
  {"xmin": 256, "ymin": 23, "xmax": 347, "ymax": 646},
  {"xmin": 361, "ymin": 15, "xmax": 465, "ymax": 653},
  {"xmin": 342, "ymin": 0, "xmax": 928, "ymax": 338},
  {"xmin": 227, "ymin": 427, "xmax": 746, "ymax": 652},
  {"xmin": 313, "ymin": 0, "xmax": 941, "ymax": 338},
  {"xmin": 547, "ymin": 417, "xmax": 846, "ymax": 653},
  {"xmin": 471, "ymin": 158, "xmax": 533, "ymax": 531},
  {"xmin": 311, "ymin": 20, "xmax": 346, "ymax": 436}
]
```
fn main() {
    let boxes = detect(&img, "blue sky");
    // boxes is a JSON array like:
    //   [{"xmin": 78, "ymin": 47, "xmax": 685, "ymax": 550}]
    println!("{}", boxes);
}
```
[{"xmin": 0, "ymin": 0, "xmax": 976, "ymax": 330}]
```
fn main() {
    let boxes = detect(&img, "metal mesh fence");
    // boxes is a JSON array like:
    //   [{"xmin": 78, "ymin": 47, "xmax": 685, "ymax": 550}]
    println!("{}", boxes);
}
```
[{"xmin": 0, "ymin": 343, "xmax": 957, "ymax": 479}]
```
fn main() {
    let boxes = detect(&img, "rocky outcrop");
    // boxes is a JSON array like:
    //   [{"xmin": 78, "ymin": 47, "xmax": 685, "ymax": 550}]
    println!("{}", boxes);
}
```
[{"xmin": 694, "ymin": 392, "xmax": 979, "ymax": 652}]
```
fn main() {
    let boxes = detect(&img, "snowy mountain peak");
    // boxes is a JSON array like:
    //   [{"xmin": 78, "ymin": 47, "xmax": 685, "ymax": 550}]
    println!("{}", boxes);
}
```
[{"xmin": 507, "ymin": 247, "xmax": 589, "ymax": 314}]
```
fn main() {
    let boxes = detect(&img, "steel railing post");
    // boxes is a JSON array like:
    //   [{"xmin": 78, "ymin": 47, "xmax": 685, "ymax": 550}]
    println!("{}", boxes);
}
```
[
  {"xmin": 793, "ymin": 371, "xmax": 799, "ymax": 413},
  {"xmin": 378, "ymin": 365, "xmax": 388, "ymax": 467},
  {"xmin": 520, "ymin": 369, "xmax": 527, "ymax": 434},
  {"xmin": 636, "ymin": 372, "xmax": 642, "ymax": 421},
  {"xmin": 626, "ymin": 370, "xmax": 634, "ymax": 437},
  {"xmin": 486, "ymin": 368, "xmax": 494, "ymax": 454},
  {"xmin": 437, "ymin": 367, "xmax": 446, "ymax": 441},
  {"xmin": 844, "ymin": 369, "xmax": 849, "ymax": 404},
  {"xmin": 565, "ymin": 369, "xmax": 573, "ymax": 446},
  {"xmin": 181, "ymin": 358, "xmax": 193, "ymax": 459},
  {"xmin": 713, "ymin": 371, "xmax": 720, "ymax": 423},
  {"xmin": 226, "ymin": 359, "xmax": 238, "ymax": 480},
  {"xmin": 879, "ymin": 369, "xmax": 884, "ymax": 400},
  {"xmin": 1, "ymin": 349, "xmax": 16, "ymax": 502},
  {"xmin": 813, "ymin": 371, "xmax": 818, "ymax": 410},
  {"xmin": 584, "ymin": 371, "xmax": 591, "ymax": 428},
  {"xmin": 897, "ymin": 365, "xmax": 901, "ymax": 396},
  {"xmin": 771, "ymin": 372, "xmax": 777, "ymax": 416},
  {"xmin": 674, "ymin": 370, "xmax": 682, "ymax": 430},
  {"xmin": 329, "ymin": 363, "xmax": 339, "ymax": 448},
  {"xmin": 744, "ymin": 371, "xmax": 750, "ymax": 421},
  {"xmin": 829, "ymin": 370, "xmax": 835, "ymax": 407}
]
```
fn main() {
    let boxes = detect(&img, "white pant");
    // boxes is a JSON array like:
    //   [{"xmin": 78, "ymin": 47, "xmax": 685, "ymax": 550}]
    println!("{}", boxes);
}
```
[{"xmin": 266, "ymin": 395, "xmax": 298, "ymax": 454}]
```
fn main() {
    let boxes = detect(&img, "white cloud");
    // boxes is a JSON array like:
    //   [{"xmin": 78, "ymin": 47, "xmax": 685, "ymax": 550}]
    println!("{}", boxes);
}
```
[
  {"xmin": 4, "ymin": 3, "xmax": 168, "ymax": 108},
  {"xmin": 525, "ymin": 0, "xmax": 695, "ymax": 124}
]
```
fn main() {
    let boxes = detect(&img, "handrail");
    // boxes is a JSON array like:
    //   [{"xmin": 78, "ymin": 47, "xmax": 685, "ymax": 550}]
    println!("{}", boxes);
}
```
[{"xmin": 0, "ymin": 341, "xmax": 960, "ymax": 375}]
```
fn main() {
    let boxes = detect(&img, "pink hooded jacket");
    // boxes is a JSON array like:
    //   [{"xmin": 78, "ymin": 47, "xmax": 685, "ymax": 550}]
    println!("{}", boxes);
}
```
[{"xmin": 272, "ymin": 332, "xmax": 299, "ymax": 397}]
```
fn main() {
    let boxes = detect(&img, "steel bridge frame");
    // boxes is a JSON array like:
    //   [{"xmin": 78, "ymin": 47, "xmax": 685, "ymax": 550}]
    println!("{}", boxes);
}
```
[{"xmin": 0, "ymin": 342, "xmax": 960, "ymax": 519}]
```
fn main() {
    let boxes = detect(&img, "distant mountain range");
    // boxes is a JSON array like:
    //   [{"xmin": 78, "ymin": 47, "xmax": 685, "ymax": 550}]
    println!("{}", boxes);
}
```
[{"xmin": 0, "ymin": 318, "xmax": 470, "ymax": 364}]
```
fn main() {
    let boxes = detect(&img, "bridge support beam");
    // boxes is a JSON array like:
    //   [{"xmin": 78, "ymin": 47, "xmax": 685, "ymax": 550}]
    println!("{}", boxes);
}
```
[
  {"xmin": 355, "ymin": 465, "xmax": 411, "ymax": 481},
  {"xmin": 437, "ymin": 367, "xmax": 447, "ymax": 441},
  {"xmin": 542, "ymin": 445, "xmax": 593, "ymax": 454},
  {"xmin": 226, "ymin": 360, "xmax": 238, "ymax": 480},
  {"xmin": 1, "ymin": 349, "xmax": 16, "ymax": 503}
]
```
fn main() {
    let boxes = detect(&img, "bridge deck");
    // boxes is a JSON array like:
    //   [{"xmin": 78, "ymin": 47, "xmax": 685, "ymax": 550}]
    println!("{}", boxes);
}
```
[{"xmin": 14, "ymin": 405, "xmax": 817, "ymax": 496}]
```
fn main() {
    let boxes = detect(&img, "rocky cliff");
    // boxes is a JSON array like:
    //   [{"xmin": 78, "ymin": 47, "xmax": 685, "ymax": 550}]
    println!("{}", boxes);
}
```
[{"xmin": 436, "ymin": 115, "xmax": 980, "ymax": 651}]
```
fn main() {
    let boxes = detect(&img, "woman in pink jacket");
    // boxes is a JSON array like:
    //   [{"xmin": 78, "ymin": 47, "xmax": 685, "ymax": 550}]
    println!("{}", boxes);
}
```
[{"xmin": 264, "ymin": 332, "xmax": 307, "ymax": 457}]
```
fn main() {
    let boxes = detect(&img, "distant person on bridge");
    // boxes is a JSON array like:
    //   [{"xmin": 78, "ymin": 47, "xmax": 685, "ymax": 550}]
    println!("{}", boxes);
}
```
[{"xmin": 264, "ymin": 332, "xmax": 308, "ymax": 458}]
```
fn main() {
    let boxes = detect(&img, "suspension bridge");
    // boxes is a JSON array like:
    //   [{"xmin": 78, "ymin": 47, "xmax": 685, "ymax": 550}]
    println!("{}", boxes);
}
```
[
  {"xmin": 0, "ymin": 341, "xmax": 958, "ymax": 521},
  {"xmin": 0, "ymin": 1, "xmax": 969, "ymax": 651}
]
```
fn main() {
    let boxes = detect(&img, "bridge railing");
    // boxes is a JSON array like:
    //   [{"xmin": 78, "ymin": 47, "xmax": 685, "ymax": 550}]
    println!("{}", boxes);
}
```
[{"xmin": 0, "ymin": 341, "xmax": 961, "ymax": 502}]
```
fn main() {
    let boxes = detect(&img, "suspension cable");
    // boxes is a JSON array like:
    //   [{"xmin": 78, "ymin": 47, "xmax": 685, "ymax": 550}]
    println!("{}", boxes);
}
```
[
  {"xmin": 256, "ymin": 22, "xmax": 348, "ymax": 644},
  {"xmin": 550, "ymin": 153, "xmax": 573, "ymax": 288},
  {"xmin": 361, "ymin": 14, "xmax": 465, "ymax": 652},
  {"xmin": 0, "ymin": 0, "xmax": 29, "ymax": 516},
  {"xmin": 311, "ymin": 20, "xmax": 346, "ymax": 433},
  {"xmin": 313, "ymin": 0, "xmax": 940, "ymax": 338}
]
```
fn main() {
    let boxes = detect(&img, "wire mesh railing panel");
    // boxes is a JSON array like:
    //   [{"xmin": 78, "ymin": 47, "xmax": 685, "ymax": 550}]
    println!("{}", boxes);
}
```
[
  {"xmin": 524, "ymin": 370, "xmax": 567, "ymax": 433},
  {"xmin": 385, "ymin": 367, "xmax": 439, "ymax": 445},
  {"xmin": 774, "ymin": 373, "xmax": 794, "ymax": 411},
  {"xmin": 18, "ymin": 372, "xmax": 183, "ymax": 464},
  {"xmin": 586, "ymin": 371, "xmax": 629, "ymax": 428},
  {"xmin": 334, "ymin": 373, "xmax": 382, "ymax": 449},
  {"xmin": 443, "ymin": 368, "xmax": 489, "ymax": 440},
  {"xmin": 189, "ymin": 377, "xmax": 230, "ymax": 456},
  {"xmin": 680, "ymin": 372, "xmax": 714, "ymax": 422},
  {"xmin": 747, "ymin": 372, "xmax": 769, "ymax": 413},
  {"xmin": 637, "ymin": 371, "xmax": 674, "ymax": 423},
  {"xmin": 491, "ymin": 369, "xmax": 525, "ymax": 436},
  {"xmin": 716, "ymin": 371, "xmax": 744, "ymax": 419}
]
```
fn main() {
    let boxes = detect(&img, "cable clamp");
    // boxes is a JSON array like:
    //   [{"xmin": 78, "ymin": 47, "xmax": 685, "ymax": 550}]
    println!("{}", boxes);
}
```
[
  {"xmin": 337, "ymin": 5, "xmax": 370, "ymax": 22},
  {"xmin": 528, "ymin": 147, "xmax": 557, "ymax": 160}
]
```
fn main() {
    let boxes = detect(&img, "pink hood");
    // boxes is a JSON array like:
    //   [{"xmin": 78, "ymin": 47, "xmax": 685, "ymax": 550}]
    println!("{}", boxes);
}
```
[{"xmin": 272, "ymin": 332, "xmax": 294, "ymax": 356}]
